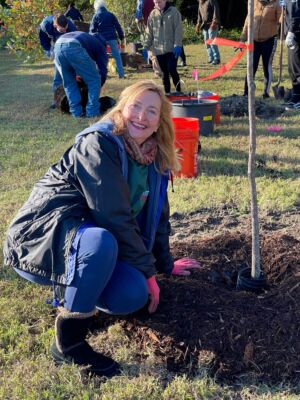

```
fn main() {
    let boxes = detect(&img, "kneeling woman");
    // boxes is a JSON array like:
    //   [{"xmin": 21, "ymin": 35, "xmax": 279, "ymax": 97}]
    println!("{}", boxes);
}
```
[{"xmin": 4, "ymin": 80, "xmax": 199, "ymax": 376}]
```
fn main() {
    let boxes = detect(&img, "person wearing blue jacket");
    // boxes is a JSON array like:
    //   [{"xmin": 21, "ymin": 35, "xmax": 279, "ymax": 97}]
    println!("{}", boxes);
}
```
[
  {"xmin": 39, "ymin": 14, "xmax": 76, "ymax": 107},
  {"xmin": 4, "ymin": 80, "xmax": 200, "ymax": 376},
  {"xmin": 54, "ymin": 31, "xmax": 108, "ymax": 118},
  {"xmin": 90, "ymin": 0, "xmax": 125, "ymax": 78},
  {"xmin": 65, "ymin": 2, "xmax": 84, "ymax": 22}
]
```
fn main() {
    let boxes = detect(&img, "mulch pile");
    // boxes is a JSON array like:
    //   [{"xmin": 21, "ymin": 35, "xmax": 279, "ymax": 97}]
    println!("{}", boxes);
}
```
[
  {"xmin": 219, "ymin": 94, "xmax": 286, "ymax": 119},
  {"xmin": 97, "ymin": 232, "xmax": 300, "ymax": 384}
]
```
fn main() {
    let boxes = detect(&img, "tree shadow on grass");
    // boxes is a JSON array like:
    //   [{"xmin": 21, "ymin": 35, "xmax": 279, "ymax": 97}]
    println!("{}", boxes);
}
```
[
  {"xmin": 214, "ymin": 117, "xmax": 300, "ymax": 139},
  {"xmin": 198, "ymin": 146, "xmax": 300, "ymax": 178}
]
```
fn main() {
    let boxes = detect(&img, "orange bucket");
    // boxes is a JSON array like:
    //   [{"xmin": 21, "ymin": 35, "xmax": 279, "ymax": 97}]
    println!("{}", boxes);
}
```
[{"xmin": 172, "ymin": 117, "xmax": 199, "ymax": 178}]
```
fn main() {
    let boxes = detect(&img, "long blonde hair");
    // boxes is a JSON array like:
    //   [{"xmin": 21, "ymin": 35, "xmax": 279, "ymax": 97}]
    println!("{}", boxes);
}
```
[{"xmin": 102, "ymin": 80, "xmax": 180, "ymax": 172}]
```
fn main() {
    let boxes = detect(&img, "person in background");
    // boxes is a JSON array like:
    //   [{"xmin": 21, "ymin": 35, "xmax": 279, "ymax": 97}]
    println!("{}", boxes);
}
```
[
  {"xmin": 240, "ymin": 0, "xmax": 281, "ymax": 98},
  {"xmin": 39, "ymin": 14, "xmax": 76, "ymax": 108},
  {"xmin": 90, "ymin": 0, "xmax": 126, "ymax": 79},
  {"xmin": 144, "ymin": 0, "xmax": 183, "ymax": 94},
  {"xmin": 54, "ymin": 31, "xmax": 107, "ymax": 118},
  {"xmin": 284, "ymin": 0, "xmax": 300, "ymax": 107},
  {"xmin": 4, "ymin": 80, "xmax": 200, "ymax": 376},
  {"xmin": 135, "ymin": 0, "xmax": 162, "ymax": 77},
  {"xmin": 65, "ymin": 2, "xmax": 84, "ymax": 22},
  {"xmin": 195, "ymin": 0, "xmax": 221, "ymax": 65},
  {"xmin": 135, "ymin": 0, "xmax": 187, "ymax": 72}
]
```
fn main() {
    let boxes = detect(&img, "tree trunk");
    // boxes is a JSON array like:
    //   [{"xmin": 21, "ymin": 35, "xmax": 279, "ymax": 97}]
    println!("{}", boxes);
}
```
[{"xmin": 247, "ymin": 0, "xmax": 261, "ymax": 279}]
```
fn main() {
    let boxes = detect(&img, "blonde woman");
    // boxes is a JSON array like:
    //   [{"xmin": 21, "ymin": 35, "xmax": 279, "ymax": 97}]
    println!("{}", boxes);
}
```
[{"xmin": 4, "ymin": 80, "xmax": 199, "ymax": 376}]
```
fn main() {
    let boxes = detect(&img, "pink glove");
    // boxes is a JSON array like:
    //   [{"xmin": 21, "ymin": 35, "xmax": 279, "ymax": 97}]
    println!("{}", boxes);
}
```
[
  {"xmin": 146, "ymin": 276, "xmax": 160, "ymax": 313},
  {"xmin": 172, "ymin": 258, "xmax": 201, "ymax": 276}
]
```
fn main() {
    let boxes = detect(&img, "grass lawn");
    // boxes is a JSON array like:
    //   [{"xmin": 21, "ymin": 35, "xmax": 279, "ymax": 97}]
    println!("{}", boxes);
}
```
[{"xmin": 0, "ymin": 43, "xmax": 299, "ymax": 399}]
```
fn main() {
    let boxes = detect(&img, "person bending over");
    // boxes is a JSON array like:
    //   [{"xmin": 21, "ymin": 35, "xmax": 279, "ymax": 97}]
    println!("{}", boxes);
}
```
[
  {"xmin": 39, "ymin": 13, "xmax": 76, "ymax": 107},
  {"xmin": 54, "ymin": 31, "xmax": 107, "ymax": 118}
]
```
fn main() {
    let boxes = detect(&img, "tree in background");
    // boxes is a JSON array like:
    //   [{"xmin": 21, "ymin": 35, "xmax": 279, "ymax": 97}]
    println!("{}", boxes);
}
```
[
  {"xmin": 0, "ymin": 0, "xmax": 136, "ymax": 58},
  {"xmin": 0, "ymin": 0, "xmax": 61, "ymax": 59},
  {"xmin": 104, "ymin": 0, "xmax": 136, "ymax": 41}
]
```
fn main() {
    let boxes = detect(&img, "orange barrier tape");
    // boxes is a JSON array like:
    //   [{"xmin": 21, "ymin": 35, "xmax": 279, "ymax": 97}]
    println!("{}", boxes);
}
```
[
  {"xmin": 200, "ymin": 49, "xmax": 245, "ymax": 81},
  {"xmin": 198, "ymin": 38, "xmax": 253, "ymax": 81},
  {"xmin": 206, "ymin": 37, "xmax": 254, "ymax": 51}
]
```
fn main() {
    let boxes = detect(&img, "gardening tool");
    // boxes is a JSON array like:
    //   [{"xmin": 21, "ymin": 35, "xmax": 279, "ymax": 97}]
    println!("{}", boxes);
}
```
[{"xmin": 272, "ymin": 6, "xmax": 285, "ymax": 99}]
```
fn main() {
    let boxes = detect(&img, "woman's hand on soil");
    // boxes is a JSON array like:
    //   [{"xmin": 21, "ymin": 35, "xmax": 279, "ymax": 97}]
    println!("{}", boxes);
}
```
[
  {"xmin": 172, "ymin": 258, "xmax": 201, "ymax": 276},
  {"xmin": 146, "ymin": 276, "xmax": 160, "ymax": 313}
]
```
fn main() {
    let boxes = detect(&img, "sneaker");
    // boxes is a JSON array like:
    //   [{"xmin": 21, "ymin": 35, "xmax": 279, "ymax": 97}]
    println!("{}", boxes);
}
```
[
  {"xmin": 208, "ymin": 60, "xmax": 213, "ymax": 64},
  {"xmin": 262, "ymin": 93, "xmax": 270, "ymax": 99},
  {"xmin": 284, "ymin": 101, "xmax": 300, "ymax": 110},
  {"xmin": 293, "ymin": 102, "xmax": 300, "ymax": 109},
  {"xmin": 51, "ymin": 341, "xmax": 119, "ymax": 377},
  {"xmin": 212, "ymin": 60, "xmax": 220, "ymax": 65},
  {"xmin": 50, "ymin": 103, "xmax": 56, "ymax": 110}
]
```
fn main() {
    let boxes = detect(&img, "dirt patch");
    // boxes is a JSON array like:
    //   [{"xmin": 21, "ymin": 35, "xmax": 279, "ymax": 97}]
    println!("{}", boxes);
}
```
[
  {"xmin": 220, "ymin": 94, "xmax": 285, "ymax": 119},
  {"xmin": 95, "ymin": 208, "xmax": 300, "ymax": 384}
]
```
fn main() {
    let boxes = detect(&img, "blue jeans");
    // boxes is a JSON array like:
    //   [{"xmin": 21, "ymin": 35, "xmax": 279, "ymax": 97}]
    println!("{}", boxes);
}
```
[
  {"xmin": 54, "ymin": 39, "xmax": 101, "ymax": 117},
  {"xmin": 14, "ymin": 226, "xmax": 148, "ymax": 315},
  {"xmin": 52, "ymin": 66, "xmax": 63, "ymax": 92},
  {"xmin": 203, "ymin": 28, "xmax": 220, "ymax": 63},
  {"xmin": 107, "ymin": 39, "xmax": 124, "ymax": 78}
]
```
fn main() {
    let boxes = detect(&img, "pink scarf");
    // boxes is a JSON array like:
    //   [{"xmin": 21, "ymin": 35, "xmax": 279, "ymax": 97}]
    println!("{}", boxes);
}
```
[{"xmin": 122, "ymin": 130, "xmax": 157, "ymax": 165}]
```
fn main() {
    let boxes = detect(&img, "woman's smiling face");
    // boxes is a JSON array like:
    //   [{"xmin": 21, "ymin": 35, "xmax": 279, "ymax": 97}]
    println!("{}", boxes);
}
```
[{"xmin": 122, "ymin": 90, "xmax": 162, "ymax": 145}]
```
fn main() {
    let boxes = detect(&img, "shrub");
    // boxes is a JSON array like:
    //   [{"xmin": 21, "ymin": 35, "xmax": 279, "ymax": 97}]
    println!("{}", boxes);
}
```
[
  {"xmin": 103, "ymin": 0, "xmax": 137, "ymax": 39},
  {"xmin": 0, "ymin": 0, "xmax": 60, "ymax": 60}
]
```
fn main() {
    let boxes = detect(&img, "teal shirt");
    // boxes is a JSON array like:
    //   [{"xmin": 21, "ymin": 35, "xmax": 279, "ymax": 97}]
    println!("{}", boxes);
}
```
[{"xmin": 127, "ymin": 155, "xmax": 149, "ymax": 217}]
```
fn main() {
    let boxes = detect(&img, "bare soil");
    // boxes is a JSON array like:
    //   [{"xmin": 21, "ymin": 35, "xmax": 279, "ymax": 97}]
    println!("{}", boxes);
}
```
[
  {"xmin": 220, "ymin": 94, "xmax": 286, "ymax": 119},
  {"xmin": 96, "ymin": 207, "xmax": 300, "ymax": 384}
]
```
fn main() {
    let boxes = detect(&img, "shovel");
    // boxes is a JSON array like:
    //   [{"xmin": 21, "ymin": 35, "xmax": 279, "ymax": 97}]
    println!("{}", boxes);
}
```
[{"xmin": 272, "ymin": 6, "xmax": 285, "ymax": 99}]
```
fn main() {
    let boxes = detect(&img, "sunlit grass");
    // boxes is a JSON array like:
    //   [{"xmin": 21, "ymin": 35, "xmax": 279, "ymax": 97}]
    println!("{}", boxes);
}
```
[{"xmin": 0, "ymin": 45, "xmax": 300, "ymax": 398}]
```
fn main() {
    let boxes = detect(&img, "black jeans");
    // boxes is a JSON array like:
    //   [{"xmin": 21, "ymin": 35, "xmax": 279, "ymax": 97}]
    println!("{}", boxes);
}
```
[
  {"xmin": 156, "ymin": 52, "xmax": 181, "ymax": 93},
  {"xmin": 244, "ymin": 36, "xmax": 277, "ymax": 96},
  {"xmin": 288, "ymin": 32, "xmax": 300, "ymax": 99},
  {"xmin": 180, "ymin": 46, "xmax": 186, "ymax": 63}
]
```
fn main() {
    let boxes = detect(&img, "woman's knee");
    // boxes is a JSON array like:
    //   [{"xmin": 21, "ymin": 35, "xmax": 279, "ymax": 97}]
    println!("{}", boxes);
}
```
[
  {"xmin": 96, "ymin": 264, "xmax": 148, "ymax": 315},
  {"xmin": 78, "ymin": 227, "xmax": 118, "ymax": 263}
]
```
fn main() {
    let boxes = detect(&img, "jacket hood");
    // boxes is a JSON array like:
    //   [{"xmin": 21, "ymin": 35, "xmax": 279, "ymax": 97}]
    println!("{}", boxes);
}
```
[
  {"xmin": 75, "ymin": 120, "xmax": 114, "ymax": 143},
  {"xmin": 155, "ymin": 1, "xmax": 171, "ymax": 12}
]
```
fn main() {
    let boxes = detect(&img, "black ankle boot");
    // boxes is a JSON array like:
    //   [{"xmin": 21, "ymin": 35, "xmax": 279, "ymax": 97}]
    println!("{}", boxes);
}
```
[{"xmin": 51, "ymin": 308, "xmax": 119, "ymax": 377}]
